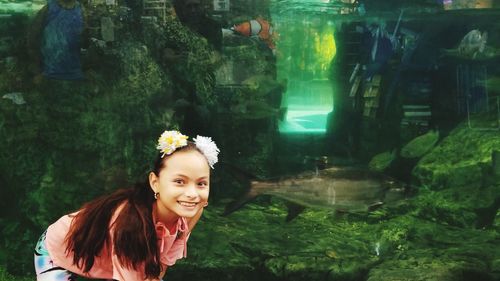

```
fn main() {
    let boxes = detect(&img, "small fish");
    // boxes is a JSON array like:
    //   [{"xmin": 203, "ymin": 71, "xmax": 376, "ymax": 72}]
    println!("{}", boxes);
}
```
[
  {"xmin": 2, "ymin": 92, "xmax": 26, "ymax": 105},
  {"xmin": 441, "ymin": 29, "xmax": 499, "ymax": 60},
  {"xmin": 458, "ymin": 30, "xmax": 487, "ymax": 58},
  {"xmin": 223, "ymin": 165, "xmax": 410, "ymax": 221},
  {"xmin": 231, "ymin": 17, "xmax": 277, "ymax": 50}
]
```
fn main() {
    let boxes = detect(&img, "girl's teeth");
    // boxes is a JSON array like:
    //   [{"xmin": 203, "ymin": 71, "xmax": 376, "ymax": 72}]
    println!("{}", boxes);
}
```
[{"xmin": 179, "ymin": 202, "xmax": 196, "ymax": 207}]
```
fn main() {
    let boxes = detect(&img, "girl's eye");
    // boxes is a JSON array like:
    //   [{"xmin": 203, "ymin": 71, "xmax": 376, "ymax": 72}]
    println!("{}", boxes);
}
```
[
  {"xmin": 198, "ymin": 181, "xmax": 208, "ymax": 187},
  {"xmin": 174, "ymin": 179, "xmax": 184, "ymax": 184}
]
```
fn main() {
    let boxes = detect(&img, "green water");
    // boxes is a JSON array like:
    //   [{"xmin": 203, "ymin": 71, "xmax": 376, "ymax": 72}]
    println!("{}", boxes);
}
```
[{"xmin": 273, "ymin": 12, "xmax": 337, "ymax": 133}]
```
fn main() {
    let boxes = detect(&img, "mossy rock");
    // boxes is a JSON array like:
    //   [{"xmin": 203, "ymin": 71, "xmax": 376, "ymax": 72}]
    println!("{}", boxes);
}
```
[
  {"xmin": 369, "ymin": 150, "xmax": 396, "ymax": 172},
  {"xmin": 413, "ymin": 122, "xmax": 500, "ymax": 189},
  {"xmin": 368, "ymin": 218, "xmax": 499, "ymax": 281},
  {"xmin": 400, "ymin": 130, "xmax": 439, "ymax": 159},
  {"xmin": 367, "ymin": 254, "xmax": 493, "ymax": 281}
]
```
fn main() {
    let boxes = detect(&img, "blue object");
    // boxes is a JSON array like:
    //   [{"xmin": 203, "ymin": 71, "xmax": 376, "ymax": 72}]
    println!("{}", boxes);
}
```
[{"xmin": 41, "ymin": 0, "xmax": 84, "ymax": 80}]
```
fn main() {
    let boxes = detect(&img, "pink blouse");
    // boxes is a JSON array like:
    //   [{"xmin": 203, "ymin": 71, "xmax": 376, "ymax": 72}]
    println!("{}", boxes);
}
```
[{"xmin": 45, "ymin": 204, "xmax": 189, "ymax": 281}]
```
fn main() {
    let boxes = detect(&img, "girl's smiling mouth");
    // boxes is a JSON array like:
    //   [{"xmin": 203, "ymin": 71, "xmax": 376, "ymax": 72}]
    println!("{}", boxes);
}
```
[{"xmin": 178, "ymin": 201, "xmax": 198, "ymax": 207}]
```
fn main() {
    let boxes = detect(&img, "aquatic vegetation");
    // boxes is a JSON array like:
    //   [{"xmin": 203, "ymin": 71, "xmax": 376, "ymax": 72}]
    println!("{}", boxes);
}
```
[
  {"xmin": 111, "ymin": 41, "xmax": 167, "ymax": 104},
  {"xmin": 0, "ymin": 266, "xmax": 31, "ymax": 281},
  {"xmin": 166, "ymin": 192, "xmax": 500, "ymax": 281},
  {"xmin": 368, "ymin": 218, "xmax": 499, "ymax": 281},
  {"xmin": 413, "ymin": 121, "xmax": 500, "ymax": 189},
  {"xmin": 411, "ymin": 188, "xmax": 477, "ymax": 228},
  {"xmin": 143, "ymin": 16, "xmax": 220, "ymax": 106},
  {"xmin": 400, "ymin": 130, "xmax": 439, "ymax": 159},
  {"xmin": 368, "ymin": 149, "xmax": 396, "ymax": 171}
]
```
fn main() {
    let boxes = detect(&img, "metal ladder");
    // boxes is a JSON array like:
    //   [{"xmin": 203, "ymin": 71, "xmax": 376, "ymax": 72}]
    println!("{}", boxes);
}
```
[{"xmin": 143, "ymin": 0, "xmax": 167, "ymax": 24}]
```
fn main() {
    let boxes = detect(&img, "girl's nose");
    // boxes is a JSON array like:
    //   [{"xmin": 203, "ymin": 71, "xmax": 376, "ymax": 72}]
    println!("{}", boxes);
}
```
[{"xmin": 184, "ymin": 184, "xmax": 199, "ymax": 198}]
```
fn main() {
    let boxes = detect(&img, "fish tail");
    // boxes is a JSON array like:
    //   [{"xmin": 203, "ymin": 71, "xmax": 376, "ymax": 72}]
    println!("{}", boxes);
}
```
[
  {"xmin": 220, "ymin": 163, "xmax": 259, "ymax": 216},
  {"xmin": 222, "ymin": 188, "xmax": 259, "ymax": 216}
]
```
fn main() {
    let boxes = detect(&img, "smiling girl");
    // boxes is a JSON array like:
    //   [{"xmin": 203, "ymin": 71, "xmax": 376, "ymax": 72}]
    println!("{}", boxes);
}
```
[{"xmin": 34, "ymin": 130, "xmax": 219, "ymax": 281}]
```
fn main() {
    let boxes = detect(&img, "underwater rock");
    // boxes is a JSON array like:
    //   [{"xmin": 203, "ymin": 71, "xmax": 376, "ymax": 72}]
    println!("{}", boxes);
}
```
[
  {"xmin": 400, "ymin": 130, "xmax": 439, "ymax": 159},
  {"xmin": 242, "ymin": 75, "xmax": 284, "ymax": 94},
  {"xmin": 413, "ymin": 123, "xmax": 500, "ymax": 189}
]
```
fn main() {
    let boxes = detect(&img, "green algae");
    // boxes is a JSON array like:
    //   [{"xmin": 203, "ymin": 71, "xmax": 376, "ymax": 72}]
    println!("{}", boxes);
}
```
[
  {"xmin": 413, "ymin": 122, "xmax": 500, "ymax": 189},
  {"xmin": 400, "ymin": 130, "xmax": 439, "ymax": 159},
  {"xmin": 369, "ymin": 150, "xmax": 397, "ymax": 171}
]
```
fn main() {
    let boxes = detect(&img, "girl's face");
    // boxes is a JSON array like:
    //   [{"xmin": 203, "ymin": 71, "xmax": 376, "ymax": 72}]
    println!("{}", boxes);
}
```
[{"xmin": 149, "ymin": 149, "xmax": 210, "ymax": 223}]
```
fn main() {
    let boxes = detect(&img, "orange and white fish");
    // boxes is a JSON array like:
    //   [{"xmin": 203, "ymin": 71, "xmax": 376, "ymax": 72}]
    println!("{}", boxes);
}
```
[{"xmin": 231, "ymin": 17, "xmax": 277, "ymax": 50}]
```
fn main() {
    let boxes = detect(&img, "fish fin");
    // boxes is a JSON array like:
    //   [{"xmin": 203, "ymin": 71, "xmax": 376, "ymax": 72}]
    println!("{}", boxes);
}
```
[
  {"xmin": 220, "ymin": 162, "xmax": 260, "ymax": 216},
  {"xmin": 222, "ymin": 188, "xmax": 259, "ymax": 216},
  {"xmin": 285, "ymin": 202, "xmax": 306, "ymax": 222},
  {"xmin": 368, "ymin": 201, "xmax": 384, "ymax": 212}
]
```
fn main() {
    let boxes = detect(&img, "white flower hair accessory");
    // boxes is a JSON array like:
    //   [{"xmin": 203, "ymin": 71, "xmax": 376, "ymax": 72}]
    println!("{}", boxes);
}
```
[
  {"xmin": 156, "ymin": 130, "xmax": 188, "ymax": 157},
  {"xmin": 193, "ymin": 135, "xmax": 220, "ymax": 169}
]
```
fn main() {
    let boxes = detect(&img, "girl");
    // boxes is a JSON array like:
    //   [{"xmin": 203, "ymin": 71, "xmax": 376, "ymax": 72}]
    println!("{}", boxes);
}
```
[{"xmin": 34, "ymin": 130, "xmax": 219, "ymax": 281}]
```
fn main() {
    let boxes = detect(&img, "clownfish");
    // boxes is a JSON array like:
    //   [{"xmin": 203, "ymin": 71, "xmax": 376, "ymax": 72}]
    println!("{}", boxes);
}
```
[{"xmin": 231, "ymin": 17, "xmax": 276, "ymax": 50}]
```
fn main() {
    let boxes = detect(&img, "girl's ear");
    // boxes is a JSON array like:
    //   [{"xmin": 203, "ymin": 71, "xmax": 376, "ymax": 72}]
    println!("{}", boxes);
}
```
[{"xmin": 149, "ymin": 172, "xmax": 159, "ymax": 193}]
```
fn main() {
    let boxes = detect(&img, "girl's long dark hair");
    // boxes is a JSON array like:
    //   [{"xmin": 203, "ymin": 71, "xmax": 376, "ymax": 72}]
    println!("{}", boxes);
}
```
[
  {"xmin": 65, "ymin": 183, "xmax": 159, "ymax": 278},
  {"xmin": 64, "ymin": 143, "xmax": 199, "ymax": 279}
]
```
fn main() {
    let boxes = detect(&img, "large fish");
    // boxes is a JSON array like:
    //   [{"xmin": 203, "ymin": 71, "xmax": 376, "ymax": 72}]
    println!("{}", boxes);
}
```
[{"xmin": 223, "ymin": 166, "xmax": 409, "ymax": 220}]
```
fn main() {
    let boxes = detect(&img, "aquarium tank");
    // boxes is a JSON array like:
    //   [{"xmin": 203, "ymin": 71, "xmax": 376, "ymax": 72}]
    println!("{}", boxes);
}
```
[{"xmin": 1, "ymin": 0, "xmax": 500, "ymax": 280}]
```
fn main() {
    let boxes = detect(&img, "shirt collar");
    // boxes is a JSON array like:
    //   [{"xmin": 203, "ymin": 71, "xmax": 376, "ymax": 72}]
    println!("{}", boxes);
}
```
[{"xmin": 152, "ymin": 204, "xmax": 189, "ymax": 253}]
